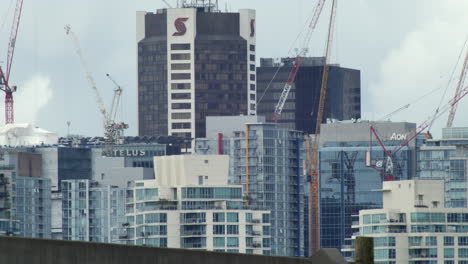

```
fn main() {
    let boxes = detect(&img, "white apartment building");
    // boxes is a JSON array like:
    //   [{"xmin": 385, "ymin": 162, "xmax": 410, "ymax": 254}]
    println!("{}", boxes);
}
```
[
  {"xmin": 119, "ymin": 155, "xmax": 271, "ymax": 254},
  {"xmin": 343, "ymin": 180, "xmax": 468, "ymax": 264}
]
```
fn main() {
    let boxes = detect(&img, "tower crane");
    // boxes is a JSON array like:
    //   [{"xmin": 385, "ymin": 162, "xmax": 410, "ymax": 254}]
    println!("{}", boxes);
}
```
[
  {"xmin": 446, "ymin": 49, "xmax": 468, "ymax": 128},
  {"xmin": 368, "ymin": 84, "xmax": 468, "ymax": 179},
  {"xmin": 0, "ymin": 0, "xmax": 24, "ymax": 125},
  {"xmin": 64, "ymin": 25, "xmax": 128, "ymax": 152},
  {"xmin": 304, "ymin": 0, "xmax": 337, "ymax": 255},
  {"xmin": 272, "ymin": 0, "xmax": 326, "ymax": 121}
]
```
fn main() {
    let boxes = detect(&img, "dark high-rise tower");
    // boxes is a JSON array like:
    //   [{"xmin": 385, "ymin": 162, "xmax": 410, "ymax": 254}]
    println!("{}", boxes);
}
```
[
  {"xmin": 256, "ymin": 57, "xmax": 361, "ymax": 134},
  {"xmin": 137, "ymin": 4, "xmax": 256, "ymax": 145}
]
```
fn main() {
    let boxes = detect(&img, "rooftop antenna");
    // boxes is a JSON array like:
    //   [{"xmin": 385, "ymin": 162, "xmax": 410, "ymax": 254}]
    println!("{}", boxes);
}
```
[{"xmin": 67, "ymin": 121, "xmax": 71, "ymax": 137}]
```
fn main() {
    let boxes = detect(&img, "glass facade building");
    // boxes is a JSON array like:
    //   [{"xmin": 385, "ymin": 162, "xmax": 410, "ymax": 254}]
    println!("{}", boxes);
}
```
[
  {"xmin": 319, "ymin": 121, "xmax": 416, "ymax": 251},
  {"xmin": 15, "ymin": 176, "xmax": 51, "ymax": 238},
  {"xmin": 195, "ymin": 117, "xmax": 309, "ymax": 257},
  {"xmin": 61, "ymin": 180, "xmax": 126, "ymax": 243},
  {"xmin": 416, "ymin": 127, "xmax": 468, "ymax": 208},
  {"xmin": 256, "ymin": 57, "xmax": 361, "ymax": 134}
]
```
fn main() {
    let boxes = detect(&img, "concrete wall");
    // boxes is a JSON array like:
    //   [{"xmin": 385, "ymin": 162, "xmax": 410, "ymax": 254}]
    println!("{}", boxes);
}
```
[{"xmin": 0, "ymin": 236, "xmax": 340, "ymax": 264}]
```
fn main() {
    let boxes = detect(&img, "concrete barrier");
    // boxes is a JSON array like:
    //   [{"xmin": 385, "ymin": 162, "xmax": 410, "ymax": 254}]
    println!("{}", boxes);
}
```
[{"xmin": 0, "ymin": 236, "xmax": 347, "ymax": 264}]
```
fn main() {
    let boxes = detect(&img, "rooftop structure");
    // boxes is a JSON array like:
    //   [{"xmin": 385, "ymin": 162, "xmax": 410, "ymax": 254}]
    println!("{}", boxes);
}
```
[{"xmin": 0, "ymin": 123, "xmax": 58, "ymax": 147}]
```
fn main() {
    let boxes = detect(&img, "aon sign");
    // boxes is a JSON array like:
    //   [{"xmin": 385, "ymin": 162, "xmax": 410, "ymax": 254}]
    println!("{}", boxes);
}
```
[{"xmin": 390, "ymin": 133, "xmax": 407, "ymax": 141}]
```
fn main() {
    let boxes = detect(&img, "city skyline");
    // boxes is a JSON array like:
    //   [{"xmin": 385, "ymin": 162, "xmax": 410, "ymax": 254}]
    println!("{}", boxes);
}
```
[{"xmin": 0, "ymin": 0, "xmax": 466, "ymax": 137}]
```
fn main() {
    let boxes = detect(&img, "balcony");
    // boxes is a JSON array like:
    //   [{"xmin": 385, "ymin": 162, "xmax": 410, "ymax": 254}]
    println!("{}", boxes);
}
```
[{"xmin": 181, "ymin": 231, "xmax": 206, "ymax": 236}]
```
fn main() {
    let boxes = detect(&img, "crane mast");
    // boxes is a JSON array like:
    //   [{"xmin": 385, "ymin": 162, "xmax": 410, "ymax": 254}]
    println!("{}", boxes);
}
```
[
  {"xmin": 305, "ymin": 0, "xmax": 337, "ymax": 255},
  {"xmin": 272, "ymin": 0, "xmax": 326, "ymax": 120},
  {"xmin": 65, "ymin": 25, "xmax": 128, "ymax": 149},
  {"xmin": 446, "ymin": 49, "xmax": 468, "ymax": 128},
  {"xmin": 65, "ymin": 25, "xmax": 109, "ymax": 121},
  {"xmin": 106, "ymin": 73, "xmax": 123, "ymax": 123},
  {"xmin": 0, "ymin": 0, "xmax": 24, "ymax": 124}
]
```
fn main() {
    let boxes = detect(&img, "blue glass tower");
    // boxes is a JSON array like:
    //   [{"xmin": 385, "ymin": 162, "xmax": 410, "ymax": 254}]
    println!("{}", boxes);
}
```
[{"xmin": 319, "ymin": 121, "xmax": 416, "ymax": 250}]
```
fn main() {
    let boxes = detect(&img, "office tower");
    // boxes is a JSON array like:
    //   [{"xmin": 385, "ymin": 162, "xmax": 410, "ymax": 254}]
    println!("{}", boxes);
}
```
[
  {"xmin": 343, "ymin": 180, "xmax": 467, "ymax": 263},
  {"xmin": 416, "ymin": 127, "xmax": 468, "ymax": 208},
  {"xmin": 195, "ymin": 116, "xmax": 309, "ymax": 257},
  {"xmin": 120, "ymin": 155, "xmax": 271, "ymax": 254},
  {"xmin": 137, "ymin": 3, "xmax": 256, "ymax": 142},
  {"xmin": 319, "ymin": 121, "xmax": 416, "ymax": 250},
  {"xmin": 256, "ymin": 57, "xmax": 361, "ymax": 133}
]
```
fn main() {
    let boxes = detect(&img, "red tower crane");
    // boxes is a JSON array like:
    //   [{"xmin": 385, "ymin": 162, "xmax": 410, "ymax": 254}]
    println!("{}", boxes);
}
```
[
  {"xmin": 272, "ymin": 0, "xmax": 326, "ymax": 121},
  {"xmin": 446, "ymin": 49, "xmax": 468, "ymax": 128},
  {"xmin": 0, "ymin": 0, "xmax": 24, "ymax": 125}
]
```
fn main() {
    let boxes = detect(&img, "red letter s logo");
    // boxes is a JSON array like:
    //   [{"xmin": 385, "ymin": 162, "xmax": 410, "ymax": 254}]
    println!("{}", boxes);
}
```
[{"xmin": 173, "ymin": 17, "xmax": 189, "ymax": 36}]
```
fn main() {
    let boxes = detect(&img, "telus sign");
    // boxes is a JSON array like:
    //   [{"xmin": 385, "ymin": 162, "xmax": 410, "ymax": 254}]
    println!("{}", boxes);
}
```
[{"xmin": 108, "ymin": 150, "xmax": 147, "ymax": 157}]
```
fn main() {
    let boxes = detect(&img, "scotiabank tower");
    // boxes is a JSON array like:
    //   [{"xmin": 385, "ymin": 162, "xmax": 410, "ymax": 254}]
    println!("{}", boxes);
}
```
[{"xmin": 137, "ymin": 6, "xmax": 257, "ymax": 144}]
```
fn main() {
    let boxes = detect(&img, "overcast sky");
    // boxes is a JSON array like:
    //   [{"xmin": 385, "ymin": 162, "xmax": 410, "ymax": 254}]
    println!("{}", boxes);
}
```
[{"xmin": 0, "ymin": 0, "xmax": 467, "ymax": 138}]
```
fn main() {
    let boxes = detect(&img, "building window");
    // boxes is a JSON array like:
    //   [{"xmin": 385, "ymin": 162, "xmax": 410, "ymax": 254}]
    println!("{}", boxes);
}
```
[
  {"xmin": 245, "ymin": 213, "xmax": 252, "ymax": 222},
  {"xmin": 227, "ymin": 213, "xmax": 239, "ymax": 223},
  {"xmin": 171, "ymin": 43, "xmax": 191, "ymax": 50},
  {"xmin": 227, "ymin": 225, "xmax": 239, "ymax": 235},
  {"xmin": 171, "ymin": 103, "xmax": 191, "ymax": 109},
  {"xmin": 213, "ymin": 237, "xmax": 225, "ymax": 248},
  {"xmin": 445, "ymin": 248, "xmax": 454, "ymax": 258},
  {"xmin": 250, "ymin": 84, "xmax": 255, "ymax": 91},
  {"xmin": 460, "ymin": 248, "xmax": 468, "ymax": 258},
  {"xmin": 171, "ymin": 83, "xmax": 191, "ymax": 90},
  {"xmin": 213, "ymin": 213, "xmax": 225, "ymax": 222},
  {"xmin": 250, "ymin": 94, "xmax": 255, "ymax": 101},
  {"xmin": 213, "ymin": 225, "xmax": 225, "ymax": 235},
  {"xmin": 171, "ymin": 113, "xmax": 191, "ymax": 119},
  {"xmin": 444, "ymin": 236, "xmax": 454, "ymax": 246},
  {"xmin": 425, "ymin": 236, "xmax": 437, "ymax": 246},
  {"xmin": 262, "ymin": 238, "xmax": 271, "ymax": 248},
  {"xmin": 250, "ymin": 74, "xmax": 256, "ymax": 81},
  {"xmin": 262, "ymin": 214, "xmax": 269, "ymax": 223},
  {"xmin": 171, "ymin": 53, "xmax": 191, "ymax": 60},
  {"xmin": 172, "ymin": 122, "xmax": 191, "ymax": 129},
  {"xmin": 171, "ymin": 73, "xmax": 191, "ymax": 80},
  {"xmin": 227, "ymin": 237, "xmax": 239, "ymax": 248},
  {"xmin": 459, "ymin": 236, "xmax": 468, "ymax": 246},
  {"xmin": 171, "ymin": 63, "xmax": 191, "ymax": 70},
  {"xmin": 250, "ymin": 64, "xmax": 255, "ymax": 71},
  {"xmin": 198, "ymin": 176, "xmax": 203, "ymax": 185},
  {"xmin": 250, "ymin": 54, "xmax": 255, "ymax": 61},
  {"xmin": 249, "ymin": 45, "xmax": 255, "ymax": 52},
  {"xmin": 408, "ymin": 236, "xmax": 422, "ymax": 246}
]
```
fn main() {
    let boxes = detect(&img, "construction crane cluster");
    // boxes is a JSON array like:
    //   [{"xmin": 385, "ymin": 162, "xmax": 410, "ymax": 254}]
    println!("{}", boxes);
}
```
[
  {"xmin": 64, "ymin": 25, "xmax": 128, "ymax": 153},
  {"xmin": 0, "ymin": 0, "xmax": 24, "ymax": 125}
]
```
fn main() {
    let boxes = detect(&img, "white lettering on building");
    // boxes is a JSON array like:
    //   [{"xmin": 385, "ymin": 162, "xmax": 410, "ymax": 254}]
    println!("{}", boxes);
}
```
[
  {"xmin": 111, "ymin": 150, "xmax": 147, "ymax": 157},
  {"xmin": 390, "ymin": 133, "xmax": 407, "ymax": 141}
]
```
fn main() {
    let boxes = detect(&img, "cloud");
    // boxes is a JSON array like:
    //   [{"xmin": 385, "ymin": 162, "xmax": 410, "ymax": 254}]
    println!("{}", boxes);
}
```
[
  {"xmin": 367, "ymin": 0, "xmax": 468, "ymax": 135},
  {"xmin": 12, "ymin": 74, "xmax": 54, "ymax": 125}
]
